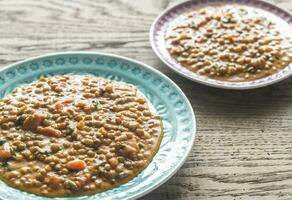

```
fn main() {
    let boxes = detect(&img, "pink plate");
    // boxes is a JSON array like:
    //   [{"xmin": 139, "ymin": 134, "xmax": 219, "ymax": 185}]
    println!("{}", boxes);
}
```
[{"xmin": 150, "ymin": 0, "xmax": 292, "ymax": 89}]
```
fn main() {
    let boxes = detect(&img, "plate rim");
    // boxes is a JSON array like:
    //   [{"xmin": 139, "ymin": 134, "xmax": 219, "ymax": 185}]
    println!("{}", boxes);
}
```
[
  {"xmin": 0, "ymin": 51, "xmax": 197, "ymax": 200},
  {"xmin": 150, "ymin": 0, "xmax": 292, "ymax": 90}
]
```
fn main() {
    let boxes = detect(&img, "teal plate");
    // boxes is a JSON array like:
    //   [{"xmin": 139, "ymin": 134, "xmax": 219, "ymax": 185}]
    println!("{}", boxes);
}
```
[{"xmin": 0, "ymin": 52, "xmax": 196, "ymax": 200}]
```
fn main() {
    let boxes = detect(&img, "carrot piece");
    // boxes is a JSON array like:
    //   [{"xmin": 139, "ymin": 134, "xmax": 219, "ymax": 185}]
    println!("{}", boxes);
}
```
[
  {"xmin": 55, "ymin": 103, "xmax": 63, "ymax": 111},
  {"xmin": 22, "ymin": 114, "xmax": 44, "ymax": 131},
  {"xmin": 67, "ymin": 160, "xmax": 86, "ymax": 171},
  {"xmin": 55, "ymin": 98, "xmax": 73, "ymax": 111},
  {"xmin": 37, "ymin": 127, "xmax": 60, "ymax": 137},
  {"xmin": 83, "ymin": 106, "xmax": 94, "ymax": 114},
  {"xmin": 62, "ymin": 98, "xmax": 74, "ymax": 104},
  {"xmin": 0, "ymin": 149, "xmax": 11, "ymax": 161}
]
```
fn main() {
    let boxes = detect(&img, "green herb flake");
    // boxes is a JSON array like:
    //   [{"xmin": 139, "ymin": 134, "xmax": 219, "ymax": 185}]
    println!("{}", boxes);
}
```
[
  {"xmin": 62, "ymin": 124, "xmax": 75, "ymax": 135},
  {"xmin": 15, "ymin": 116, "xmax": 25, "ymax": 126},
  {"xmin": 0, "ymin": 162, "xmax": 11, "ymax": 171},
  {"xmin": 117, "ymin": 172, "xmax": 129, "ymax": 179},
  {"xmin": 9, "ymin": 147, "xmax": 17, "ymax": 156},
  {"xmin": 92, "ymin": 100, "xmax": 100, "ymax": 110},
  {"xmin": 64, "ymin": 180, "xmax": 79, "ymax": 191},
  {"xmin": 0, "ymin": 139, "xmax": 6, "ymax": 145},
  {"xmin": 138, "ymin": 143, "xmax": 144, "ymax": 149}
]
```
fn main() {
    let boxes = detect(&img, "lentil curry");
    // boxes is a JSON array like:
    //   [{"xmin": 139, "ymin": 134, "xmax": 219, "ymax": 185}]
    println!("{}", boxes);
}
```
[
  {"xmin": 166, "ymin": 5, "xmax": 292, "ymax": 82},
  {"xmin": 0, "ymin": 75, "xmax": 163, "ymax": 197}
]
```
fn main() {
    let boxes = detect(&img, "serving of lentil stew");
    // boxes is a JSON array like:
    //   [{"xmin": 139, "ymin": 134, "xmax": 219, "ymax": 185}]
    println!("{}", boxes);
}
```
[
  {"xmin": 0, "ymin": 75, "xmax": 163, "ymax": 197},
  {"xmin": 166, "ymin": 5, "xmax": 292, "ymax": 82}
]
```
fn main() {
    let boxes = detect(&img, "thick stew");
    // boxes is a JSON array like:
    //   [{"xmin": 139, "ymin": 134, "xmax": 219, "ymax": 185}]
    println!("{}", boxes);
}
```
[
  {"xmin": 166, "ymin": 5, "xmax": 292, "ymax": 82},
  {"xmin": 0, "ymin": 75, "xmax": 163, "ymax": 197}
]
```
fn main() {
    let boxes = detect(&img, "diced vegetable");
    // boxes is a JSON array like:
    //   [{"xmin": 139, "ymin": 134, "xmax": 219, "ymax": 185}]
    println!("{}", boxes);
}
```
[
  {"xmin": 0, "ymin": 149, "xmax": 11, "ymax": 161},
  {"xmin": 55, "ymin": 98, "xmax": 74, "ymax": 111},
  {"xmin": 67, "ymin": 160, "xmax": 86, "ymax": 171},
  {"xmin": 83, "ymin": 106, "xmax": 94, "ymax": 114},
  {"xmin": 22, "ymin": 114, "xmax": 44, "ymax": 131},
  {"xmin": 64, "ymin": 180, "xmax": 79, "ymax": 191},
  {"xmin": 61, "ymin": 98, "xmax": 74, "ymax": 104},
  {"xmin": 55, "ymin": 103, "xmax": 63, "ymax": 111},
  {"xmin": 108, "ymin": 158, "xmax": 119, "ymax": 168},
  {"xmin": 37, "ymin": 127, "xmax": 60, "ymax": 137}
]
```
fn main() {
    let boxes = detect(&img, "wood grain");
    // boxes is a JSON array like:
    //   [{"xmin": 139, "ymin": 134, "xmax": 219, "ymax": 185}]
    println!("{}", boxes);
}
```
[{"xmin": 0, "ymin": 0, "xmax": 292, "ymax": 199}]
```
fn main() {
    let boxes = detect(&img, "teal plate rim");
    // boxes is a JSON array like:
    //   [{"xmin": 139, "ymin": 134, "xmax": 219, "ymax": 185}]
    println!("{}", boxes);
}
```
[{"xmin": 0, "ymin": 52, "xmax": 196, "ymax": 200}]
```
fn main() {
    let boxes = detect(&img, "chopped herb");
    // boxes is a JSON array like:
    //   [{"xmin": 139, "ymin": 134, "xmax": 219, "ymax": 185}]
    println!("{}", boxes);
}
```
[
  {"xmin": 10, "ymin": 147, "xmax": 17, "ymax": 156},
  {"xmin": 62, "ymin": 124, "xmax": 75, "ymax": 135},
  {"xmin": 0, "ymin": 162, "xmax": 11, "ymax": 171},
  {"xmin": 0, "ymin": 139, "xmax": 6, "ymax": 145},
  {"xmin": 64, "ymin": 180, "xmax": 79, "ymax": 191},
  {"xmin": 92, "ymin": 100, "xmax": 100, "ymax": 110},
  {"xmin": 15, "ymin": 116, "xmax": 25, "ymax": 126},
  {"xmin": 117, "ymin": 172, "xmax": 129, "ymax": 179},
  {"xmin": 65, "ymin": 127, "xmax": 74, "ymax": 135},
  {"xmin": 32, "ymin": 146, "xmax": 50, "ymax": 155},
  {"xmin": 138, "ymin": 143, "xmax": 144, "ymax": 149},
  {"xmin": 115, "ymin": 143, "xmax": 126, "ymax": 151}
]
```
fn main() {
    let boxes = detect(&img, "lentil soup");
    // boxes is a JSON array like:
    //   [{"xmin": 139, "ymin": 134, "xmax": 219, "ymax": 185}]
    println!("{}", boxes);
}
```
[
  {"xmin": 166, "ymin": 5, "xmax": 292, "ymax": 82},
  {"xmin": 0, "ymin": 75, "xmax": 163, "ymax": 197}
]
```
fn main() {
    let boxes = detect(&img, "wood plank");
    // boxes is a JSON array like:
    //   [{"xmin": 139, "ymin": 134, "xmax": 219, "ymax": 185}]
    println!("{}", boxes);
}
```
[{"xmin": 0, "ymin": 0, "xmax": 291, "ymax": 199}]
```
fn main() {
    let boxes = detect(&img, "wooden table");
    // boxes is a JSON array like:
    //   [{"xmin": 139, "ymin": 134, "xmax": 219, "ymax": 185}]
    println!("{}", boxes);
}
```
[{"xmin": 0, "ymin": 0, "xmax": 292, "ymax": 199}]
